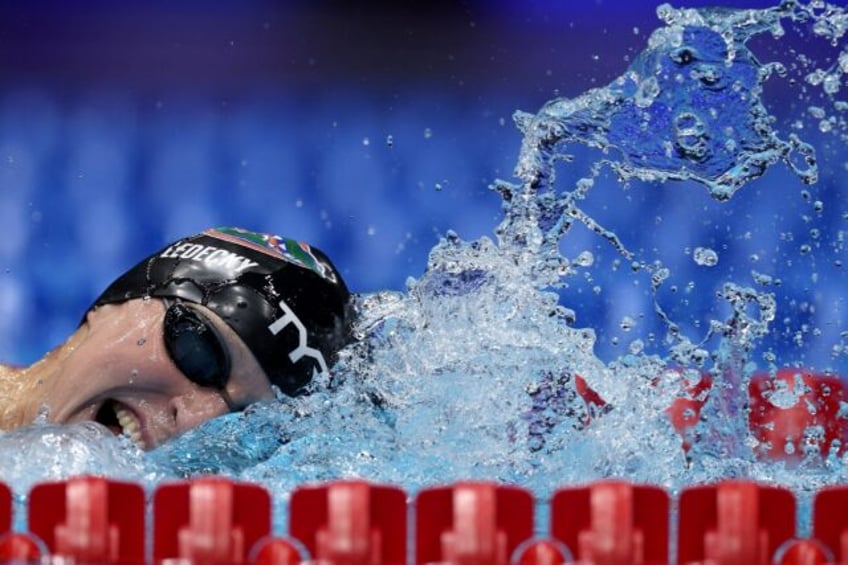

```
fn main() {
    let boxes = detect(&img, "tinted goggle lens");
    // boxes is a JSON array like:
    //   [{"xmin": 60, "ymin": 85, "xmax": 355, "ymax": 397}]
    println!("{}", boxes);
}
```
[{"xmin": 163, "ymin": 303, "xmax": 231, "ymax": 389}]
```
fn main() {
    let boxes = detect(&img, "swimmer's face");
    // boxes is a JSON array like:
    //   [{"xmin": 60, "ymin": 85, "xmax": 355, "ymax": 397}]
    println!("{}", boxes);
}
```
[{"xmin": 42, "ymin": 299, "xmax": 276, "ymax": 449}]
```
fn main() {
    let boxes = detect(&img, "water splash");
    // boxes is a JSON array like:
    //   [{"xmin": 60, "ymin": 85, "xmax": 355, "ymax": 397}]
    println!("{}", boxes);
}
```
[{"xmin": 495, "ymin": 1, "xmax": 823, "ymax": 285}]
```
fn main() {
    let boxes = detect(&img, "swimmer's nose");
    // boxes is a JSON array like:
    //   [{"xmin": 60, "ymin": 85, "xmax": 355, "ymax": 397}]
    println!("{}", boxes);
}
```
[{"xmin": 168, "ymin": 389, "xmax": 230, "ymax": 434}]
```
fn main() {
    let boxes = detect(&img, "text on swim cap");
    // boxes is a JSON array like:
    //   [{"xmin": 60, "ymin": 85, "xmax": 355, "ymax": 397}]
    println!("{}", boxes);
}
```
[
  {"xmin": 268, "ymin": 299, "xmax": 329, "ymax": 376},
  {"xmin": 160, "ymin": 243, "xmax": 260, "ymax": 273}
]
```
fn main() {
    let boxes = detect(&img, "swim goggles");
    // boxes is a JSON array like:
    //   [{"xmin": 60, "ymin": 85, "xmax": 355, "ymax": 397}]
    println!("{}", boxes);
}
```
[{"xmin": 163, "ymin": 302, "xmax": 237, "ymax": 408}]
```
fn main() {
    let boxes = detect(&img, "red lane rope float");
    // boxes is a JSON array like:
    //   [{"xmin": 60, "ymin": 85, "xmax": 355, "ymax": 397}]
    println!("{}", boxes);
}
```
[
  {"xmin": 153, "ymin": 476, "xmax": 272, "ymax": 564},
  {"xmin": 773, "ymin": 538, "xmax": 833, "ymax": 565},
  {"xmin": 678, "ymin": 481, "xmax": 796, "ymax": 565},
  {"xmin": 0, "ymin": 482, "xmax": 9, "ymax": 535},
  {"xmin": 249, "ymin": 536, "xmax": 304, "ymax": 565},
  {"xmin": 551, "ymin": 481, "xmax": 669, "ymax": 565},
  {"xmin": 6, "ymin": 477, "xmax": 848, "ymax": 563},
  {"xmin": 28, "ymin": 475, "xmax": 145, "ymax": 564},
  {"xmin": 0, "ymin": 532, "xmax": 43, "ymax": 562},
  {"xmin": 513, "ymin": 539, "xmax": 569, "ymax": 565},
  {"xmin": 289, "ymin": 479, "xmax": 407, "ymax": 565},
  {"xmin": 812, "ymin": 485, "xmax": 848, "ymax": 565},
  {"xmin": 576, "ymin": 369, "xmax": 848, "ymax": 462},
  {"xmin": 415, "ymin": 482, "xmax": 534, "ymax": 565},
  {"xmin": 748, "ymin": 370, "xmax": 848, "ymax": 460}
]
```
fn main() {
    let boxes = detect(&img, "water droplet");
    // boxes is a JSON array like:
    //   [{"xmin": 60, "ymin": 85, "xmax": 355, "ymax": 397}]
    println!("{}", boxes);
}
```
[
  {"xmin": 361, "ymin": 137, "xmax": 370, "ymax": 146},
  {"xmin": 823, "ymin": 73, "xmax": 840, "ymax": 95},
  {"xmin": 674, "ymin": 111, "xmax": 709, "ymax": 159},
  {"xmin": 752, "ymin": 270, "xmax": 774, "ymax": 286},
  {"xmin": 574, "ymin": 251, "xmax": 594, "ymax": 267},
  {"xmin": 635, "ymin": 76, "xmax": 660, "ymax": 108},
  {"xmin": 386, "ymin": 134, "xmax": 394, "ymax": 148},
  {"xmin": 651, "ymin": 267, "xmax": 670, "ymax": 291},
  {"xmin": 620, "ymin": 316, "xmax": 636, "ymax": 331},
  {"xmin": 784, "ymin": 439, "xmax": 796, "ymax": 455},
  {"xmin": 423, "ymin": 128, "xmax": 433, "ymax": 139},
  {"xmin": 693, "ymin": 247, "xmax": 719, "ymax": 266},
  {"xmin": 808, "ymin": 105, "xmax": 826, "ymax": 119}
]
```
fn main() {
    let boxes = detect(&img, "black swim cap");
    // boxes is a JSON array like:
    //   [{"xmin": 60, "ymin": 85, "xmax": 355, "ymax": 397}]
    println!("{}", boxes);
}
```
[{"xmin": 89, "ymin": 227, "xmax": 352, "ymax": 396}]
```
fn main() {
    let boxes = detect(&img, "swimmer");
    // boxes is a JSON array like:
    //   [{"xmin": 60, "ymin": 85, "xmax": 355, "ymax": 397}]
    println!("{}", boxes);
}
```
[{"xmin": 0, "ymin": 227, "xmax": 352, "ymax": 449}]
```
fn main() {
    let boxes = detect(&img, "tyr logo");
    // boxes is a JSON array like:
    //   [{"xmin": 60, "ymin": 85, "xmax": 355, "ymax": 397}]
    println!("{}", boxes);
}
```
[{"xmin": 267, "ymin": 299, "xmax": 329, "ymax": 376}]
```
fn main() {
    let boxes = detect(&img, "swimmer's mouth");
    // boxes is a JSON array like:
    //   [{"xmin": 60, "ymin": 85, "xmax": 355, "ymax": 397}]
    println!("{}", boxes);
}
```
[{"xmin": 94, "ymin": 399, "xmax": 146, "ymax": 450}]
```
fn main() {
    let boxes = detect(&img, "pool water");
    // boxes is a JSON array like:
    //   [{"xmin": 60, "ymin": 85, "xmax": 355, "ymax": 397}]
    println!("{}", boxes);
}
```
[{"xmin": 1, "ymin": 0, "xmax": 848, "ymax": 547}]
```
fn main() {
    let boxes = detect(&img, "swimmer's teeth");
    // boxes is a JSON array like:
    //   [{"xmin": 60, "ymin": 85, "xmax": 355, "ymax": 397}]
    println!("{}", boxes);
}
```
[{"xmin": 113, "ymin": 404, "xmax": 145, "ymax": 449}]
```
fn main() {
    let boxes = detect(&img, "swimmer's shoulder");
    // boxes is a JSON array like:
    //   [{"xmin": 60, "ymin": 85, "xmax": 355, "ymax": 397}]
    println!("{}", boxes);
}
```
[{"xmin": 0, "ymin": 363, "xmax": 21, "ymax": 379}]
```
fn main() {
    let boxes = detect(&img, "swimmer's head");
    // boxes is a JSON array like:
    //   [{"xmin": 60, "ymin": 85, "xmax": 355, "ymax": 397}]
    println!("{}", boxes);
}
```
[{"xmin": 89, "ymin": 227, "xmax": 352, "ymax": 396}]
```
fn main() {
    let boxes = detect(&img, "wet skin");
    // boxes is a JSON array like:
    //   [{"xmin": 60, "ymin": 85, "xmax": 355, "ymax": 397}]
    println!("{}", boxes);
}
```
[{"xmin": 0, "ymin": 298, "xmax": 276, "ymax": 449}]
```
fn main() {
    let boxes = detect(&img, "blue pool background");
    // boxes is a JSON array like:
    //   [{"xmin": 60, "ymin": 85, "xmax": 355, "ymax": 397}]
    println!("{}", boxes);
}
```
[{"xmin": 0, "ymin": 0, "xmax": 842, "ymax": 375}]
